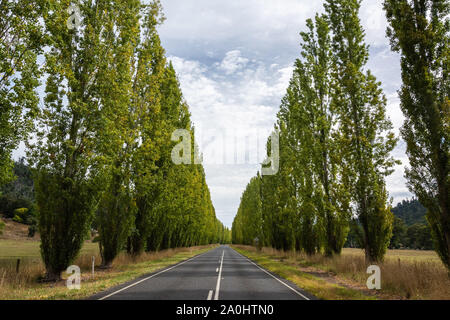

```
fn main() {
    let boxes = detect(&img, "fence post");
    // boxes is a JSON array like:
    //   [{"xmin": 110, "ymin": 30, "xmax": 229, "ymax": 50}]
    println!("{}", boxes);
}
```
[
  {"xmin": 92, "ymin": 256, "xmax": 95, "ymax": 278},
  {"xmin": 16, "ymin": 259, "xmax": 21, "ymax": 274}
]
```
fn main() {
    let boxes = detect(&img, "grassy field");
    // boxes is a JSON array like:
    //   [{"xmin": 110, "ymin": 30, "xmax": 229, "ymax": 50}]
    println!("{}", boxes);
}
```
[
  {"xmin": 0, "ymin": 240, "xmax": 98, "ymax": 260},
  {"xmin": 233, "ymin": 245, "xmax": 450, "ymax": 300},
  {"xmin": 0, "ymin": 239, "xmax": 216, "ymax": 300},
  {"xmin": 343, "ymin": 248, "xmax": 442, "ymax": 263}
]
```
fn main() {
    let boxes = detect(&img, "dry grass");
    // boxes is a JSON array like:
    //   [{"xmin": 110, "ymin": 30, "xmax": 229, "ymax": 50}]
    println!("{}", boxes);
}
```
[
  {"xmin": 233, "ymin": 246, "xmax": 450, "ymax": 300},
  {"xmin": 0, "ymin": 242, "xmax": 216, "ymax": 300},
  {"xmin": 0, "ymin": 218, "xmax": 38, "ymax": 241},
  {"xmin": 0, "ymin": 240, "xmax": 99, "ymax": 292}
]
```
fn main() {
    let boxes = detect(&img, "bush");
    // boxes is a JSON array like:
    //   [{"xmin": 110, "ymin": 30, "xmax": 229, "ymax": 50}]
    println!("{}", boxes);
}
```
[
  {"xmin": 0, "ymin": 220, "xmax": 4, "ymax": 235},
  {"xmin": 0, "ymin": 196, "xmax": 32, "ymax": 219},
  {"xmin": 12, "ymin": 208, "xmax": 29, "ymax": 225},
  {"xmin": 28, "ymin": 224, "xmax": 37, "ymax": 238},
  {"xmin": 13, "ymin": 215, "xmax": 23, "ymax": 224}
]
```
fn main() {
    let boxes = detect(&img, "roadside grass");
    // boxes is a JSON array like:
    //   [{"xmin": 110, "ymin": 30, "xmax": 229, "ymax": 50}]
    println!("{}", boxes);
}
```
[
  {"xmin": 232, "ymin": 246, "xmax": 374, "ymax": 300},
  {"xmin": 232, "ymin": 245, "xmax": 450, "ymax": 300},
  {"xmin": 0, "ymin": 242, "xmax": 216, "ymax": 300}
]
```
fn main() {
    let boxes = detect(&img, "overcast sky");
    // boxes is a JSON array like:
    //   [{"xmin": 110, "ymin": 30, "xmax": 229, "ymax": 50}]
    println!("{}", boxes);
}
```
[
  {"xmin": 12, "ymin": 0, "xmax": 412, "ymax": 228},
  {"xmin": 157, "ymin": 0, "xmax": 412, "ymax": 228}
]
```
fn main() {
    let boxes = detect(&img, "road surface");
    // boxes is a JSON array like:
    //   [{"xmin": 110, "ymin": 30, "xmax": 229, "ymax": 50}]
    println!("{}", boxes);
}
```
[{"xmin": 91, "ymin": 245, "xmax": 316, "ymax": 300}]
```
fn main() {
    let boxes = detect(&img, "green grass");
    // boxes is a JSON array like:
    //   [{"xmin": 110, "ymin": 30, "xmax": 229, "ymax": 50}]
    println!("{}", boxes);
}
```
[
  {"xmin": 232, "ymin": 246, "xmax": 375, "ymax": 300},
  {"xmin": 0, "ymin": 240, "xmax": 98, "ymax": 260}
]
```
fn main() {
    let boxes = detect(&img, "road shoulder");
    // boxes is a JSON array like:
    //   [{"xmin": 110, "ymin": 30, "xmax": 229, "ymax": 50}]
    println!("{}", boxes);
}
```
[{"xmin": 231, "ymin": 246, "xmax": 375, "ymax": 300}]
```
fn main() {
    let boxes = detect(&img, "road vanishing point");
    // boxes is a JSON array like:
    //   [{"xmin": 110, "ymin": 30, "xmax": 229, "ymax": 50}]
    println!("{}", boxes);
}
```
[{"xmin": 90, "ymin": 246, "xmax": 316, "ymax": 300}]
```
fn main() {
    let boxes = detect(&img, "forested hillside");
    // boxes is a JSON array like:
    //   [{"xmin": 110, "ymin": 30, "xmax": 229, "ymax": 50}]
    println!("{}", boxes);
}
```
[{"xmin": 392, "ymin": 199, "xmax": 427, "ymax": 226}]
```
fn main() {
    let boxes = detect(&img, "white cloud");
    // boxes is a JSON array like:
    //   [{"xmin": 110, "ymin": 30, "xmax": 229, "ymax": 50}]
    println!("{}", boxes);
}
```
[
  {"xmin": 217, "ymin": 50, "xmax": 249, "ymax": 75},
  {"xmin": 158, "ymin": 0, "xmax": 414, "ymax": 227},
  {"xmin": 168, "ymin": 50, "xmax": 295, "ymax": 226}
]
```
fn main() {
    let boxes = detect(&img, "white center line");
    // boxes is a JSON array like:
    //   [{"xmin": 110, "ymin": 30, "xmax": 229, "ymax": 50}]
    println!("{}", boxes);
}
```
[
  {"xmin": 216, "ymin": 268, "xmax": 219, "ymax": 273},
  {"xmin": 98, "ymin": 250, "xmax": 211, "ymax": 300},
  {"xmin": 207, "ymin": 290, "xmax": 213, "ymax": 300},
  {"xmin": 214, "ymin": 250, "xmax": 225, "ymax": 300}
]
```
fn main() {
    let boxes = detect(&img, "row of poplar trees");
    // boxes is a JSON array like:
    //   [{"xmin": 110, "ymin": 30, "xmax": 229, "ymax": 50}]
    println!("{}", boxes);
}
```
[
  {"xmin": 233, "ymin": 0, "xmax": 449, "ymax": 269},
  {"xmin": 0, "ymin": 0, "xmax": 230, "ymax": 281}
]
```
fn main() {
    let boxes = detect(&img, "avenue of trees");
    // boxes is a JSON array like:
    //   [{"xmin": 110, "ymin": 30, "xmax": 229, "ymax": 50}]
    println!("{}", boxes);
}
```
[
  {"xmin": 233, "ymin": 0, "xmax": 449, "ymax": 270},
  {"xmin": 0, "ymin": 0, "xmax": 230, "ymax": 281}
]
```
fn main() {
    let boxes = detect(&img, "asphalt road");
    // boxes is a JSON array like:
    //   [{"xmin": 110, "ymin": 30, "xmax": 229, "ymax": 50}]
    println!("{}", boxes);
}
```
[{"xmin": 91, "ymin": 246, "xmax": 315, "ymax": 300}]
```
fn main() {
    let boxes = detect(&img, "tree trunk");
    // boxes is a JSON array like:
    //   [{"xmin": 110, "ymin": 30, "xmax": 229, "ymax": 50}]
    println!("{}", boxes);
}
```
[{"xmin": 43, "ymin": 269, "xmax": 62, "ymax": 282}]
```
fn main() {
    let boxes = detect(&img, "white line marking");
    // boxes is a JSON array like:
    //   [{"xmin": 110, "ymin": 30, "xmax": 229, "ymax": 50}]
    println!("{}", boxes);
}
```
[
  {"xmin": 207, "ymin": 290, "xmax": 213, "ymax": 300},
  {"xmin": 214, "ymin": 250, "xmax": 225, "ymax": 300},
  {"xmin": 233, "ymin": 249, "xmax": 310, "ymax": 300},
  {"xmin": 216, "ymin": 268, "xmax": 219, "ymax": 272},
  {"xmin": 98, "ymin": 250, "xmax": 212, "ymax": 300}
]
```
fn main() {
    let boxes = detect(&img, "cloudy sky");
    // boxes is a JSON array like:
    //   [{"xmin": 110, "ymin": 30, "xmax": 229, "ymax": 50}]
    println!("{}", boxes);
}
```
[
  {"xmin": 156, "ymin": 0, "xmax": 412, "ymax": 228},
  {"xmin": 12, "ymin": 0, "xmax": 412, "ymax": 228}
]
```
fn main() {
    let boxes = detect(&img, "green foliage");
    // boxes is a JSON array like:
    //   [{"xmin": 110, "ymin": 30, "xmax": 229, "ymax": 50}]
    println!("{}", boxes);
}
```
[
  {"xmin": 0, "ymin": 159, "xmax": 34, "ymax": 201},
  {"xmin": 12, "ymin": 215, "xmax": 23, "ymax": 223},
  {"xmin": 0, "ymin": 159, "xmax": 35, "ymax": 220},
  {"xmin": 346, "ymin": 200, "xmax": 434, "ymax": 250},
  {"xmin": 28, "ymin": 224, "xmax": 37, "ymax": 238},
  {"xmin": 125, "ymin": 2, "xmax": 229, "ymax": 254},
  {"xmin": 389, "ymin": 217, "xmax": 407, "ymax": 249},
  {"xmin": 0, "ymin": 220, "xmax": 4, "ymax": 235},
  {"xmin": 95, "ymin": 0, "xmax": 142, "ymax": 268},
  {"xmin": 0, "ymin": 195, "xmax": 32, "ymax": 219},
  {"xmin": 0, "ymin": 160, "xmax": 38, "ymax": 229},
  {"xmin": 384, "ymin": 0, "xmax": 450, "ymax": 270},
  {"xmin": 232, "ymin": 175, "xmax": 262, "ymax": 246},
  {"xmin": 392, "ymin": 198, "xmax": 427, "ymax": 226},
  {"xmin": 325, "ymin": 0, "xmax": 398, "ymax": 263},
  {"xmin": 0, "ymin": 0, "xmax": 43, "ymax": 187},
  {"xmin": 12, "ymin": 208, "xmax": 28, "ymax": 224},
  {"xmin": 233, "ymin": 1, "xmax": 398, "ymax": 263},
  {"xmin": 28, "ymin": 0, "xmax": 115, "ymax": 280}
]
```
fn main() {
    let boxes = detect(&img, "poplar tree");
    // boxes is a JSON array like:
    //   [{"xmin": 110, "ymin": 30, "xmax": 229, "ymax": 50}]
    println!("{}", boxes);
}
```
[
  {"xmin": 233, "ymin": 2, "xmax": 398, "ymax": 262},
  {"xmin": 29, "ymin": 0, "xmax": 116, "ymax": 280},
  {"xmin": 384, "ymin": 0, "xmax": 449, "ymax": 270},
  {"xmin": 295, "ymin": 15, "xmax": 350, "ymax": 256},
  {"xmin": 129, "ymin": 0, "xmax": 167, "ymax": 255},
  {"xmin": 96, "ymin": 0, "xmax": 141, "ymax": 268},
  {"xmin": 325, "ymin": 0, "xmax": 399, "ymax": 263},
  {"xmin": 0, "ymin": 0, "xmax": 43, "ymax": 186}
]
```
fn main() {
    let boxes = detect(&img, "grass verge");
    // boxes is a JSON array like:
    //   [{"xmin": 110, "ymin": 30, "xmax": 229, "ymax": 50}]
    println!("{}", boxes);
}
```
[
  {"xmin": 0, "ymin": 245, "xmax": 216, "ymax": 300},
  {"xmin": 232, "ymin": 245, "xmax": 450, "ymax": 300},
  {"xmin": 232, "ymin": 245, "xmax": 374, "ymax": 300}
]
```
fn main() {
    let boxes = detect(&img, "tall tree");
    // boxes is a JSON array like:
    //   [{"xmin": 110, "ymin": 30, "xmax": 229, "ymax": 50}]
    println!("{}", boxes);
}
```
[
  {"xmin": 289, "ymin": 15, "xmax": 350, "ymax": 256},
  {"xmin": 325, "ymin": 0, "xmax": 399, "ymax": 263},
  {"xmin": 96, "ymin": 0, "xmax": 141, "ymax": 268},
  {"xmin": 128, "ymin": 0, "xmax": 167, "ymax": 255},
  {"xmin": 0, "ymin": 0, "xmax": 43, "ymax": 186},
  {"xmin": 384, "ymin": 0, "xmax": 450, "ymax": 270},
  {"xmin": 28, "ymin": 0, "xmax": 116, "ymax": 280}
]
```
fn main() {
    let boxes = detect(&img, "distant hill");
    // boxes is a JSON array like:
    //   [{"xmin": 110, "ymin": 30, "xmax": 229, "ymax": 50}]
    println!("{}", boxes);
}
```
[
  {"xmin": 392, "ymin": 198, "xmax": 427, "ymax": 226},
  {"xmin": 0, "ymin": 158, "xmax": 34, "ymax": 201}
]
